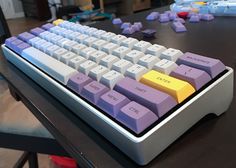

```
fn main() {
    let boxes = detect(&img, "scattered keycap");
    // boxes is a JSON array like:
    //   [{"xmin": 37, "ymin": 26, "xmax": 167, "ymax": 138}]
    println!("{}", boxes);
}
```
[
  {"xmin": 142, "ymin": 29, "xmax": 156, "ymax": 37},
  {"xmin": 112, "ymin": 18, "xmax": 123, "ymax": 25}
]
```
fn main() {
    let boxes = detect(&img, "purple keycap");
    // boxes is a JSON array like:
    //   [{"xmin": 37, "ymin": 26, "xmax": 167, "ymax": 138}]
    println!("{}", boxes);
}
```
[
  {"xmin": 189, "ymin": 15, "xmax": 200, "ymax": 23},
  {"xmin": 30, "ymin": 27, "xmax": 45, "ymax": 36},
  {"xmin": 122, "ymin": 27, "xmax": 135, "ymax": 35},
  {"xmin": 7, "ymin": 39, "xmax": 23, "ymax": 51},
  {"xmin": 170, "ymin": 64, "xmax": 211, "ymax": 90},
  {"xmin": 97, "ymin": 90, "xmax": 130, "ymax": 117},
  {"xmin": 121, "ymin": 22, "xmax": 131, "ymax": 29},
  {"xmin": 81, "ymin": 81, "xmax": 109, "ymax": 104},
  {"xmin": 146, "ymin": 12, "xmax": 159, "ymax": 20},
  {"xmin": 14, "ymin": 42, "xmax": 30, "ymax": 54},
  {"xmin": 18, "ymin": 32, "xmax": 35, "ymax": 42},
  {"xmin": 116, "ymin": 101, "xmax": 158, "ymax": 134},
  {"xmin": 67, "ymin": 72, "xmax": 93, "ymax": 94},
  {"xmin": 201, "ymin": 14, "xmax": 214, "ymax": 21},
  {"xmin": 114, "ymin": 77, "xmax": 177, "ymax": 117},
  {"xmin": 164, "ymin": 10, "xmax": 172, "ymax": 15},
  {"xmin": 174, "ymin": 18, "xmax": 185, "ymax": 24},
  {"xmin": 142, "ymin": 29, "xmax": 156, "ymax": 37},
  {"xmin": 131, "ymin": 25, "xmax": 140, "ymax": 32},
  {"xmin": 134, "ymin": 22, "xmax": 143, "ymax": 29},
  {"xmin": 112, "ymin": 18, "xmax": 122, "ymax": 25},
  {"xmin": 187, "ymin": 12, "xmax": 196, "ymax": 18},
  {"xmin": 5, "ymin": 36, "xmax": 17, "ymax": 47},
  {"xmin": 41, "ymin": 23, "xmax": 55, "ymax": 30},
  {"xmin": 159, "ymin": 14, "xmax": 170, "ymax": 23},
  {"xmin": 171, "ymin": 21, "xmax": 187, "ymax": 33},
  {"xmin": 169, "ymin": 12, "xmax": 178, "ymax": 20},
  {"xmin": 176, "ymin": 52, "xmax": 226, "ymax": 78}
]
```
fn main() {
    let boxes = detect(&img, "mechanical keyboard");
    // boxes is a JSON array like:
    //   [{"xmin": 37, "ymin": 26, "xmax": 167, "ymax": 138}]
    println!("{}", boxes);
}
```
[{"xmin": 1, "ymin": 19, "xmax": 234, "ymax": 165}]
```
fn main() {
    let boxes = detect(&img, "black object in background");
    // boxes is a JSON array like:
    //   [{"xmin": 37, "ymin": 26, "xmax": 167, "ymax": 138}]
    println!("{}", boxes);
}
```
[{"xmin": 0, "ymin": 6, "xmax": 11, "ymax": 44}]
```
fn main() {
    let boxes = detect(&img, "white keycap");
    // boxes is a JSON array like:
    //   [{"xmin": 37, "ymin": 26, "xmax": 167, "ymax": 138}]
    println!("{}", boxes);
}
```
[
  {"xmin": 125, "ymin": 64, "xmax": 148, "ymax": 80},
  {"xmin": 89, "ymin": 65, "xmax": 109, "ymax": 81},
  {"xmin": 50, "ymin": 26, "xmax": 61, "ymax": 34},
  {"xmin": 89, "ymin": 51, "xmax": 107, "ymax": 63},
  {"xmin": 133, "ymin": 40, "xmax": 152, "ymax": 52},
  {"xmin": 138, "ymin": 54, "xmax": 160, "ymax": 69},
  {"xmin": 124, "ymin": 50, "xmax": 145, "ymax": 63},
  {"xmin": 78, "ymin": 26, "xmax": 89, "ymax": 33},
  {"xmin": 112, "ymin": 59, "xmax": 133, "ymax": 74},
  {"xmin": 53, "ymin": 48, "xmax": 68, "ymax": 59},
  {"xmin": 46, "ymin": 45, "xmax": 60, "ymax": 56},
  {"xmin": 64, "ymin": 41, "xmax": 78, "ymax": 51},
  {"xmin": 99, "ymin": 55, "xmax": 119, "ymax": 69},
  {"xmin": 39, "ymin": 31, "xmax": 50, "ymax": 39},
  {"xmin": 34, "ymin": 39, "xmax": 47, "ymax": 49},
  {"xmin": 61, "ymin": 30, "xmax": 74, "ymax": 38},
  {"xmin": 101, "ymin": 32, "xmax": 116, "ymax": 41},
  {"xmin": 93, "ymin": 30, "xmax": 106, "ymax": 38},
  {"xmin": 80, "ymin": 47, "xmax": 97, "ymax": 59},
  {"xmin": 160, "ymin": 48, "xmax": 183, "ymax": 62},
  {"xmin": 120, "ymin": 37, "xmax": 139, "ymax": 49},
  {"xmin": 67, "ymin": 32, "xmax": 81, "ymax": 40},
  {"xmin": 83, "ymin": 36, "xmax": 98, "ymax": 47},
  {"xmin": 44, "ymin": 33, "xmax": 57, "ymax": 41},
  {"xmin": 72, "ymin": 44, "xmax": 87, "ymax": 54},
  {"xmin": 146, "ymin": 44, "xmax": 167, "ymax": 57},
  {"xmin": 101, "ymin": 43, "xmax": 119, "ymax": 54},
  {"xmin": 153, "ymin": 59, "xmax": 178, "ymax": 75},
  {"xmin": 51, "ymin": 35, "xmax": 63, "ymax": 44},
  {"xmin": 79, "ymin": 60, "xmax": 97, "ymax": 75},
  {"xmin": 72, "ymin": 24, "xmax": 83, "ymax": 32},
  {"xmin": 110, "ymin": 35, "xmax": 127, "ymax": 45},
  {"xmin": 112, "ymin": 46, "xmax": 131, "ymax": 59},
  {"xmin": 22, "ymin": 47, "xmax": 77, "ymax": 85},
  {"xmin": 56, "ymin": 38, "xmax": 69, "ymax": 47},
  {"xmin": 75, "ymin": 34, "xmax": 89, "ymax": 43},
  {"xmin": 57, "ymin": 28, "xmax": 67, "ymax": 36},
  {"xmin": 40, "ymin": 42, "xmax": 53, "ymax": 52},
  {"xmin": 85, "ymin": 27, "xmax": 98, "ymax": 36},
  {"xmin": 68, "ymin": 56, "xmax": 86, "ymax": 70},
  {"xmin": 28, "ymin": 37, "xmax": 41, "ymax": 46},
  {"xmin": 100, "ymin": 70, "xmax": 124, "ymax": 89},
  {"xmin": 92, "ymin": 39, "xmax": 108, "ymax": 50},
  {"xmin": 60, "ymin": 52, "xmax": 77, "ymax": 64}
]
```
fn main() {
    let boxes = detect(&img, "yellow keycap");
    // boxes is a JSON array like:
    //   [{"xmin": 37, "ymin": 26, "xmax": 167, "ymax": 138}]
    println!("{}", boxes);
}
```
[
  {"xmin": 53, "ymin": 19, "xmax": 64, "ymax": 26},
  {"xmin": 140, "ymin": 70, "xmax": 195, "ymax": 103}
]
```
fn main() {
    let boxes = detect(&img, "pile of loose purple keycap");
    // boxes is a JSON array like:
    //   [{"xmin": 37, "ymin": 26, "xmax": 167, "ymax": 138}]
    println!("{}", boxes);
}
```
[
  {"xmin": 112, "ymin": 18, "xmax": 156, "ymax": 37},
  {"xmin": 146, "ymin": 11, "xmax": 214, "ymax": 33}
]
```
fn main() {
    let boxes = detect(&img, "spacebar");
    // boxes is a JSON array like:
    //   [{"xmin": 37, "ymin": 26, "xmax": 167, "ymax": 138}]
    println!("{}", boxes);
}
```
[{"xmin": 21, "ymin": 47, "xmax": 77, "ymax": 85}]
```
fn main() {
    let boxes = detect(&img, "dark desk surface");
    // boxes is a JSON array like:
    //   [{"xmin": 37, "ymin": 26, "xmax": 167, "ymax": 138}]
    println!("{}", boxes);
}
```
[{"xmin": 1, "ymin": 7, "xmax": 236, "ymax": 168}]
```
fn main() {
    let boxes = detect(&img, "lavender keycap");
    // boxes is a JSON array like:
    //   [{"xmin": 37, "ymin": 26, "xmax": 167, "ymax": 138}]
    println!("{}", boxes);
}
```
[
  {"xmin": 18, "ymin": 32, "xmax": 36, "ymax": 42},
  {"xmin": 146, "ymin": 12, "xmax": 159, "ymax": 20},
  {"xmin": 176, "ymin": 52, "xmax": 226, "ymax": 78},
  {"xmin": 187, "ymin": 12, "xmax": 196, "ymax": 18},
  {"xmin": 189, "ymin": 15, "xmax": 200, "ymax": 23},
  {"xmin": 97, "ymin": 90, "xmax": 130, "ymax": 117},
  {"xmin": 116, "ymin": 101, "xmax": 158, "ymax": 134},
  {"xmin": 170, "ymin": 64, "xmax": 211, "ymax": 90},
  {"xmin": 201, "ymin": 14, "xmax": 214, "ymax": 21},
  {"xmin": 159, "ymin": 14, "xmax": 170, "ymax": 23},
  {"xmin": 121, "ymin": 22, "xmax": 131, "ymax": 29},
  {"xmin": 81, "ymin": 81, "xmax": 109, "ymax": 104},
  {"xmin": 114, "ymin": 77, "xmax": 177, "ymax": 117},
  {"xmin": 5, "ymin": 36, "xmax": 17, "ymax": 47},
  {"xmin": 30, "ymin": 27, "xmax": 45, "ymax": 36},
  {"xmin": 67, "ymin": 72, "xmax": 93, "ymax": 94},
  {"xmin": 42, "ymin": 23, "xmax": 55, "ymax": 30},
  {"xmin": 171, "ymin": 22, "xmax": 187, "ymax": 33},
  {"xmin": 131, "ymin": 25, "xmax": 140, "ymax": 32},
  {"xmin": 134, "ymin": 22, "xmax": 143, "ymax": 29},
  {"xmin": 174, "ymin": 18, "xmax": 185, "ymax": 24},
  {"xmin": 122, "ymin": 27, "xmax": 135, "ymax": 35},
  {"xmin": 142, "ymin": 29, "xmax": 156, "ymax": 37},
  {"xmin": 6, "ymin": 38, "xmax": 23, "ymax": 51},
  {"xmin": 164, "ymin": 10, "xmax": 172, "ymax": 15},
  {"xmin": 112, "ymin": 18, "xmax": 122, "ymax": 25},
  {"xmin": 14, "ymin": 42, "xmax": 30, "ymax": 54},
  {"xmin": 169, "ymin": 12, "xmax": 178, "ymax": 20}
]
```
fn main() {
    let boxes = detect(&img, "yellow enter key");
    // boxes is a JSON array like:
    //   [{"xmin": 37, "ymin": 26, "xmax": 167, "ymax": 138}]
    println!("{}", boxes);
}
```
[{"xmin": 140, "ymin": 70, "xmax": 195, "ymax": 103}]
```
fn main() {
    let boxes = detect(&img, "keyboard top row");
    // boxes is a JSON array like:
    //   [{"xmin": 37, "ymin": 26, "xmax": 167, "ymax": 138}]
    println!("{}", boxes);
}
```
[{"xmin": 4, "ymin": 19, "xmax": 226, "ymax": 136}]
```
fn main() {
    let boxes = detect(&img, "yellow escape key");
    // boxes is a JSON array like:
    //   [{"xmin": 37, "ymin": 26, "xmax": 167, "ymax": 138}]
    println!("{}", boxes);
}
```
[
  {"xmin": 53, "ymin": 19, "xmax": 64, "ymax": 26},
  {"xmin": 140, "ymin": 70, "xmax": 196, "ymax": 103}
]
